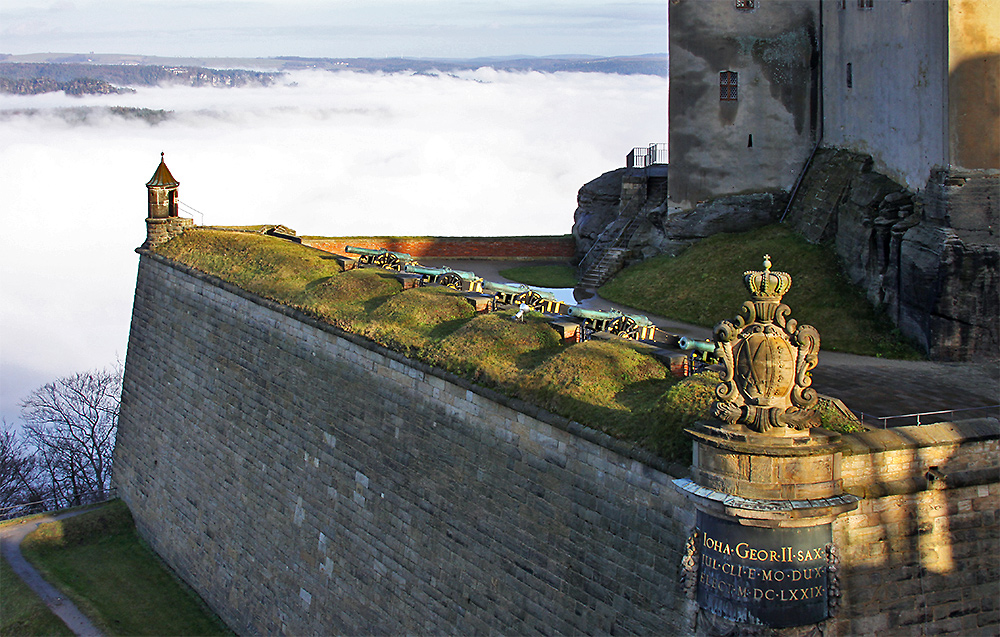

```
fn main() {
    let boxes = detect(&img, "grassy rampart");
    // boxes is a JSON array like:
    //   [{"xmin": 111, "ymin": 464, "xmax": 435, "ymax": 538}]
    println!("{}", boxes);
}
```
[{"xmin": 154, "ymin": 229, "xmax": 860, "ymax": 465}]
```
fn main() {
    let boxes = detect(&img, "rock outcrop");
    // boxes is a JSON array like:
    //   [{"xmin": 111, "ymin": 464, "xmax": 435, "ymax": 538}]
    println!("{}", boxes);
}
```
[
  {"xmin": 572, "ymin": 148, "xmax": 998, "ymax": 361},
  {"xmin": 785, "ymin": 148, "xmax": 998, "ymax": 361},
  {"xmin": 572, "ymin": 166, "xmax": 782, "ymax": 268}
]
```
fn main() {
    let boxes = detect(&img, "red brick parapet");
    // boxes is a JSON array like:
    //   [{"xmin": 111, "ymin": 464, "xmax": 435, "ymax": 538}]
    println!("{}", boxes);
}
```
[{"xmin": 302, "ymin": 236, "xmax": 576, "ymax": 260}]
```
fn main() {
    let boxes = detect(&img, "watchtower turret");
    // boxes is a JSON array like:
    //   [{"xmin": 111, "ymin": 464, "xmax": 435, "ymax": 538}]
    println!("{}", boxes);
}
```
[
  {"xmin": 144, "ymin": 153, "xmax": 192, "ymax": 248},
  {"xmin": 147, "ymin": 152, "xmax": 179, "ymax": 218}
]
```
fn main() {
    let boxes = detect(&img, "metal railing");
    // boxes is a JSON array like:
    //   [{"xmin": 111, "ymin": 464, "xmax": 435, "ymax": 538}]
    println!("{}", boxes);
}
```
[
  {"xmin": 578, "ymin": 191, "xmax": 646, "ymax": 280},
  {"xmin": 857, "ymin": 405, "xmax": 1000, "ymax": 429},
  {"xmin": 0, "ymin": 489, "xmax": 118, "ymax": 521},
  {"xmin": 177, "ymin": 200, "xmax": 205, "ymax": 224},
  {"xmin": 626, "ymin": 143, "xmax": 668, "ymax": 169}
]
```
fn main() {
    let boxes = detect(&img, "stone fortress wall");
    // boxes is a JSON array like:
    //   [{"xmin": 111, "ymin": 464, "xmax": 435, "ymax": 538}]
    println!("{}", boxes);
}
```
[{"xmin": 113, "ymin": 252, "xmax": 999, "ymax": 635}]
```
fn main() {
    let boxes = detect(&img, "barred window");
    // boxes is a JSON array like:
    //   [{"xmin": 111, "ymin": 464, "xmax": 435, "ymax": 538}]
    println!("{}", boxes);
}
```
[
  {"xmin": 858, "ymin": 0, "xmax": 873, "ymax": 8},
  {"xmin": 720, "ymin": 71, "xmax": 738, "ymax": 101},
  {"xmin": 735, "ymin": 0, "xmax": 756, "ymax": 9}
]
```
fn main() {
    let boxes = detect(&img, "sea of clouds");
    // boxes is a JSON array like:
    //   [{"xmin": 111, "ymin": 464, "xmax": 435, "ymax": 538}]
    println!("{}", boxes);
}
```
[{"xmin": 0, "ymin": 68, "xmax": 666, "ymax": 423}]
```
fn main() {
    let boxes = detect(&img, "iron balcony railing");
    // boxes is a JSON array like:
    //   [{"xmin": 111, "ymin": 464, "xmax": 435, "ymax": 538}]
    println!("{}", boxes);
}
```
[{"xmin": 856, "ymin": 405, "xmax": 1000, "ymax": 429}]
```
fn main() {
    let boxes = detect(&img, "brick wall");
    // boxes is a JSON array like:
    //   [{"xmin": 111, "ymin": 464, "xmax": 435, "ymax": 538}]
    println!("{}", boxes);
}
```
[
  {"xmin": 113, "ymin": 253, "xmax": 998, "ymax": 635},
  {"xmin": 302, "ymin": 235, "xmax": 576, "ymax": 260}
]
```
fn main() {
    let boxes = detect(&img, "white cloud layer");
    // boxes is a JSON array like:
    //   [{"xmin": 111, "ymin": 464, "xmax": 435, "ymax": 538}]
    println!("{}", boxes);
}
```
[{"xmin": 0, "ymin": 68, "xmax": 667, "ymax": 423}]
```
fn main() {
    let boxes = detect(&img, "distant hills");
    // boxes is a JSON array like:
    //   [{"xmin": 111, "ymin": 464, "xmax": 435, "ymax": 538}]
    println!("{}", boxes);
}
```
[{"xmin": 0, "ymin": 53, "xmax": 666, "ymax": 96}]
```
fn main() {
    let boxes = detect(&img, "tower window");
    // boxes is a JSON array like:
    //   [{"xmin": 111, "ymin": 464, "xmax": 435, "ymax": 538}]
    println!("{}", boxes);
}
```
[
  {"xmin": 858, "ymin": 0, "xmax": 873, "ymax": 8},
  {"xmin": 720, "ymin": 71, "xmax": 738, "ymax": 101},
  {"xmin": 846, "ymin": 63, "xmax": 853, "ymax": 89},
  {"xmin": 735, "ymin": 0, "xmax": 756, "ymax": 9}
]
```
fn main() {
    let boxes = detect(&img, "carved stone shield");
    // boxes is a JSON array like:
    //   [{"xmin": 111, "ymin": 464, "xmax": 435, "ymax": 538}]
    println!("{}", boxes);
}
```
[{"xmin": 713, "ymin": 256, "xmax": 820, "ymax": 433}]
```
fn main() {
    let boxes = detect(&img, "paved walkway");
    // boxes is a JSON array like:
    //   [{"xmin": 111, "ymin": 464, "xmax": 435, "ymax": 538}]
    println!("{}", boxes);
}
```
[
  {"xmin": 427, "ymin": 258, "xmax": 1000, "ymax": 422},
  {"xmin": 1, "ymin": 510, "xmax": 105, "ymax": 637}
]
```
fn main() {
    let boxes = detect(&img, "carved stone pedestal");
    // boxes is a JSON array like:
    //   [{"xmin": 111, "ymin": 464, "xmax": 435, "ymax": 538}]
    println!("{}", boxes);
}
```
[
  {"xmin": 676, "ymin": 424, "xmax": 858, "ymax": 631},
  {"xmin": 673, "ymin": 257, "xmax": 859, "ymax": 633}
]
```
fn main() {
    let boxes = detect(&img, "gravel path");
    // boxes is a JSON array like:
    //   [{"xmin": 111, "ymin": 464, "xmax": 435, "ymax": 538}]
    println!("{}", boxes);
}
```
[{"xmin": 1, "ymin": 510, "xmax": 105, "ymax": 637}]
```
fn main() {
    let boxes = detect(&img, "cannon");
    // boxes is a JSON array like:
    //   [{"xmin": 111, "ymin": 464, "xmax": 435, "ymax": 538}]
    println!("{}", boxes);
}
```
[
  {"xmin": 679, "ymin": 336, "xmax": 717, "ymax": 359},
  {"xmin": 344, "ymin": 245, "xmax": 415, "ymax": 271},
  {"xmin": 403, "ymin": 264, "xmax": 483, "ymax": 292},
  {"xmin": 568, "ymin": 307, "xmax": 656, "ymax": 340},
  {"xmin": 482, "ymin": 281, "xmax": 562, "ymax": 312}
]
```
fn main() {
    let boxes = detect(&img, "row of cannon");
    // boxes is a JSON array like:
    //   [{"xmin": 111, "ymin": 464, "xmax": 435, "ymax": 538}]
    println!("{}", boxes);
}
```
[{"xmin": 343, "ymin": 245, "xmax": 663, "ymax": 342}]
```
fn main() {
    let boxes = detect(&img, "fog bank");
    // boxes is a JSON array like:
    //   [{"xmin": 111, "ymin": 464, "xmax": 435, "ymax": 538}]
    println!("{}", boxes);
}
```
[{"xmin": 0, "ymin": 68, "xmax": 666, "ymax": 423}]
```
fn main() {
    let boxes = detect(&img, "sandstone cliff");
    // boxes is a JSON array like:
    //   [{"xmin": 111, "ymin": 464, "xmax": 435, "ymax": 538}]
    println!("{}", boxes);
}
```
[{"xmin": 571, "ymin": 150, "xmax": 998, "ymax": 361}]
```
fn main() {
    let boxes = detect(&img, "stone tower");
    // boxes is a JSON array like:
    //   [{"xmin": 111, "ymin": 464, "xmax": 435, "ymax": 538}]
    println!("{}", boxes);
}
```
[{"xmin": 144, "ymin": 153, "xmax": 192, "ymax": 248}]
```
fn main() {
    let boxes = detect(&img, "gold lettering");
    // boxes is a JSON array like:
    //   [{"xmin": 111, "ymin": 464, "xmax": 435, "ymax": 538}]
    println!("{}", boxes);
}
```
[
  {"xmin": 736, "ymin": 542, "xmax": 749, "ymax": 559},
  {"xmin": 761, "ymin": 569, "xmax": 772, "ymax": 581},
  {"xmin": 722, "ymin": 543, "xmax": 732, "ymax": 555},
  {"xmin": 773, "ymin": 570, "xmax": 785, "ymax": 581},
  {"xmin": 791, "ymin": 569, "xmax": 802, "ymax": 582},
  {"xmin": 765, "ymin": 590, "xmax": 775, "ymax": 601},
  {"xmin": 795, "ymin": 549, "xmax": 804, "ymax": 562},
  {"xmin": 769, "ymin": 550, "xmax": 778, "ymax": 561}
]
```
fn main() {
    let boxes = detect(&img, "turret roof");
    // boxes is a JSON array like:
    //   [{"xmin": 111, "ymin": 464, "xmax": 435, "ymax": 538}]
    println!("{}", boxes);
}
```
[{"xmin": 146, "ymin": 153, "xmax": 179, "ymax": 188}]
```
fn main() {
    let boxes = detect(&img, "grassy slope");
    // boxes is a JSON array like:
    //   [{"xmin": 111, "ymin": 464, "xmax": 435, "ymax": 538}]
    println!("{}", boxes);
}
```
[
  {"xmin": 600, "ymin": 225, "xmax": 923, "ymax": 359},
  {"xmin": 154, "ymin": 229, "xmax": 861, "ymax": 465},
  {"xmin": 19, "ymin": 501, "xmax": 230, "ymax": 636}
]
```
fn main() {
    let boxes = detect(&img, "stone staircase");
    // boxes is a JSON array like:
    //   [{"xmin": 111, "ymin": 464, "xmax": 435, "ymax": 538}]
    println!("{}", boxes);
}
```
[{"xmin": 578, "ymin": 191, "xmax": 646, "ymax": 287}]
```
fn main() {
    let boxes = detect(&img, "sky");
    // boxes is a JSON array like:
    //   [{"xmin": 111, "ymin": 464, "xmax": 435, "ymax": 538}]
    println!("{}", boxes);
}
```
[
  {"xmin": 1, "ymin": 1, "xmax": 667, "ymax": 59},
  {"xmin": 1, "ymin": 0, "xmax": 668, "ymax": 426}
]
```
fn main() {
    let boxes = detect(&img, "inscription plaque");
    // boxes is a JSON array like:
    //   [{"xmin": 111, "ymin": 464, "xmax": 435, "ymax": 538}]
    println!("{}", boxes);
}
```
[{"xmin": 696, "ymin": 511, "xmax": 831, "ymax": 627}]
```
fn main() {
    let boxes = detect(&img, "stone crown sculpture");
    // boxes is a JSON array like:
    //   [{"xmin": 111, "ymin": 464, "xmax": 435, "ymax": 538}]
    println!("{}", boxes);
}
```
[{"xmin": 713, "ymin": 255, "xmax": 820, "ymax": 433}]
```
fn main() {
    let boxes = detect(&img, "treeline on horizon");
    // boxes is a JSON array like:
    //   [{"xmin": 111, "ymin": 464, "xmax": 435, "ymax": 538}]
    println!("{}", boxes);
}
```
[
  {"xmin": 0, "ymin": 62, "xmax": 280, "ymax": 95},
  {"xmin": 0, "ymin": 54, "xmax": 667, "ymax": 96}
]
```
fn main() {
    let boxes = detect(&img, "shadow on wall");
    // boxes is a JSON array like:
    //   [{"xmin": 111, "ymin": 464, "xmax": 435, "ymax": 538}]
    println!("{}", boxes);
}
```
[{"xmin": 834, "ymin": 421, "xmax": 999, "ymax": 633}]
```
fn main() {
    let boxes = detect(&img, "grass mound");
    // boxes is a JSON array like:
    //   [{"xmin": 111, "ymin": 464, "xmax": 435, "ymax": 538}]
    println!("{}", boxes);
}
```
[
  {"xmin": 19, "ymin": 501, "xmax": 230, "ymax": 636},
  {"xmin": 600, "ymin": 224, "xmax": 923, "ymax": 359},
  {"xmin": 157, "ymin": 229, "xmax": 344, "ymax": 301},
  {"xmin": 526, "ymin": 340, "xmax": 668, "ymax": 416},
  {"xmin": 425, "ymin": 312, "xmax": 562, "ymax": 384},
  {"xmin": 363, "ymin": 286, "xmax": 476, "ymax": 351}
]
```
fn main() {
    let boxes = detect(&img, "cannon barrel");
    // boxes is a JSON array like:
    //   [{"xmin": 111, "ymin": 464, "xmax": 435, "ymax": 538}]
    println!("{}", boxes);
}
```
[
  {"xmin": 344, "ymin": 245, "xmax": 414, "ymax": 262},
  {"xmin": 568, "ymin": 307, "xmax": 623, "ymax": 321},
  {"xmin": 483, "ymin": 281, "xmax": 530, "ymax": 295},
  {"xmin": 625, "ymin": 313, "xmax": 654, "ymax": 327},
  {"xmin": 345, "ymin": 245, "xmax": 385, "ymax": 256},
  {"xmin": 405, "ymin": 264, "xmax": 478, "ymax": 280},
  {"xmin": 678, "ymin": 337, "xmax": 717, "ymax": 354}
]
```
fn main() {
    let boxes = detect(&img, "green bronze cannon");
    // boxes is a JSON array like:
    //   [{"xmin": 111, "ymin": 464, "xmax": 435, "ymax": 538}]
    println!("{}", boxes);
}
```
[
  {"xmin": 344, "ymin": 245, "xmax": 415, "ymax": 271},
  {"xmin": 482, "ymin": 281, "xmax": 561, "ymax": 312},
  {"xmin": 678, "ymin": 336, "xmax": 717, "ymax": 360},
  {"xmin": 568, "ymin": 307, "xmax": 656, "ymax": 340},
  {"xmin": 403, "ymin": 264, "xmax": 483, "ymax": 291}
]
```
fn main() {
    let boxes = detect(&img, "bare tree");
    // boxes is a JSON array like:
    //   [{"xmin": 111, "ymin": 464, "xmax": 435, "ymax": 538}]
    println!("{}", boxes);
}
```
[
  {"xmin": 0, "ymin": 422, "xmax": 44, "ymax": 518},
  {"xmin": 20, "ymin": 365, "xmax": 122, "ymax": 508}
]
